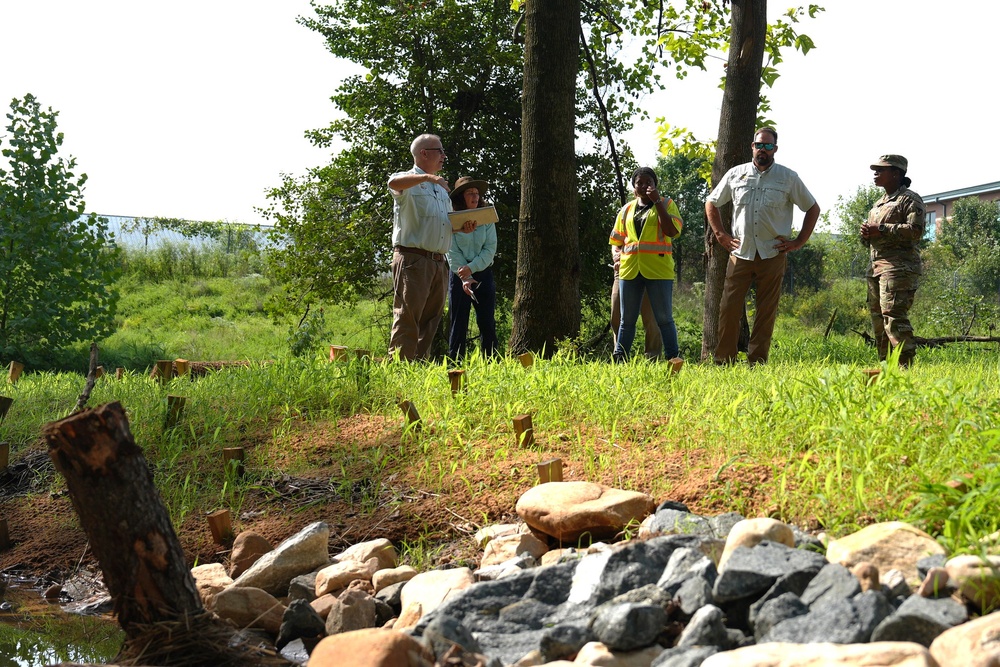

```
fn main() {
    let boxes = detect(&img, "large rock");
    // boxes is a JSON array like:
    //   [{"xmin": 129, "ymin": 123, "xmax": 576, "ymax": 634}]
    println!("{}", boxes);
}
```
[
  {"xmin": 700, "ymin": 641, "xmax": 939, "ymax": 666},
  {"xmin": 574, "ymin": 641, "xmax": 667, "ymax": 667},
  {"xmin": 929, "ymin": 610, "xmax": 1000, "ymax": 666},
  {"xmin": 326, "ymin": 587, "xmax": 378, "ymax": 634},
  {"xmin": 718, "ymin": 519, "xmax": 795, "ymax": 571},
  {"xmin": 826, "ymin": 522, "xmax": 945, "ymax": 586},
  {"xmin": 372, "ymin": 565, "xmax": 418, "ymax": 593},
  {"xmin": 229, "ymin": 530, "xmax": 273, "ymax": 578},
  {"xmin": 230, "ymin": 521, "xmax": 330, "ymax": 596},
  {"xmin": 190, "ymin": 562, "xmax": 232, "ymax": 611},
  {"xmin": 945, "ymin": 554, "xmax": 1000, "ymax": 613},
  {"xmin": 315, "ymin": 557, "xmax": 380, "ymax": 597},
  {"xmin": 334, "ymin": 538, "xmax": 398, "ymax": 570},
  {"xmin": 309, "ymin": 628, "xmax": 435, "ymax": 667},
  {"xmin": 481, "ymin": 532, "xmax": 549, "ymax": 567},
  {"xmin": 396, "ymin": 567, "xmax": 475, "ymax": 629},
  {"xmin": 213, "ymin": 586, "xmax": 286, "ymax": 634},
  {"xmin": 516, "ymin": 481, "xmax": 655, "ymax": 542}
]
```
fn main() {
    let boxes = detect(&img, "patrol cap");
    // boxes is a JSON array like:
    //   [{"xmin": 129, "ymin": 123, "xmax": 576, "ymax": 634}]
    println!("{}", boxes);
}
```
[{"xmin": 870, "ymin": 154, "xmax": 908, "ymax": 173}]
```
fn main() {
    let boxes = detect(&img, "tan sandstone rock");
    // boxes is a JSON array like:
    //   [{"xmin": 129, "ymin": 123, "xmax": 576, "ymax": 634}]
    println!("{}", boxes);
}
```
[
  {"xmin": 481, "ymin": 532, "xmax": 549, "ymax": 567},
  {"xmin": 826, "ymin": 521, "xmax": 945, "ymax": 586},
  {"xmin": 228, "ymin": 530, "xmax": 273, "ymax": 578},
  {"xmin": 190, "ymin": 562, "xmax": 232, "ymax": 611},
  {"xmin": 717, "ymin": 518, "xmax": 795, "ymax": 571},
  {"xmin": 309, "ymin": 628, "xmax": 435, "ymax": 667},
  {"xmin": 395, "ymin": 567, "xmax": 475, "ymax": 629},
  {"xmin": 946, "ymin": 554, "xmax": 1000, "ymax": 613},
  {"xmin": 315, "ymin": 556, "xmax": 380, "ymax": 597},
  {"xmin": 699, "ymin": 641, "xmax": 939, "ymax": 666},
  {"xmin": 929, "ymin": 610, "xmax": 1000, "ymax": 666},
  {"xmin": 213, "ymin": 586, "xmax": 286, "ymax": 634},
  {"xmin": 515, "ymin": 481, "xmax": 655, "ymax": 543},
  {"xmin": 573, "ymin": 641, "xmax": 666, "ymax": 666},
  {"xmin": 335, "ymin": 538, "xmax": 398, "ymax": 570},
  {"xmin": 372, "ymin": 565, "xmax": 418, "ymax": 593}
]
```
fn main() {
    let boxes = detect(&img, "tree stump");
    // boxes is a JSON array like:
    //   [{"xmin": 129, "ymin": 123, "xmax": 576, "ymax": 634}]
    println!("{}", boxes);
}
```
[{"xmin": 42, "ymin": 402, "xmax": 204, "ymax": 637}]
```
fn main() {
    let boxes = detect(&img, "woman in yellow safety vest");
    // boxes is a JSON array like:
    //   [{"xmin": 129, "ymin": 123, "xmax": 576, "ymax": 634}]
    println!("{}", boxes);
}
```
[{"xmin": 609, "ymin": 166, "xmax": 683, "ymax": 363}]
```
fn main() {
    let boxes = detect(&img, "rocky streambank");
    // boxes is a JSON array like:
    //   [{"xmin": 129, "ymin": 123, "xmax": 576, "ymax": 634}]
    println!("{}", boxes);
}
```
[{"xmin": 173, "ymin": 481, "xmax": 1000, "ymax": 666}]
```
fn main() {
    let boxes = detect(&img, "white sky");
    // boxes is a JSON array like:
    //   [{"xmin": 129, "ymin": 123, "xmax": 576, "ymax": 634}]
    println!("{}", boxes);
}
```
[{"xmin": 2, "ymin": 1, "xmax": 997, "ymax": 228}]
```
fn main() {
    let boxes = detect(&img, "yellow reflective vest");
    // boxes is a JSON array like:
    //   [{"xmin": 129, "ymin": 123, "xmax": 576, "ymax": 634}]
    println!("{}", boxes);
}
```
[{"xmin": 609, "ymin": 197, "xmax": 683, "ymax": 280}]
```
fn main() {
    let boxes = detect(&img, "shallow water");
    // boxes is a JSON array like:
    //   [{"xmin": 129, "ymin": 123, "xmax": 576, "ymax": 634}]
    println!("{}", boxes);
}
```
[{"xmin": 0, "ymin": 578, "xmax": 122, "ymax": 667}]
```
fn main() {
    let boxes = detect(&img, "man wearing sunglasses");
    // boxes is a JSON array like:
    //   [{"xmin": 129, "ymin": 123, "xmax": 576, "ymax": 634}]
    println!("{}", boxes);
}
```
[{"xmin": 705, "ymin": 127, "xmax": 821, "ymax": 365}]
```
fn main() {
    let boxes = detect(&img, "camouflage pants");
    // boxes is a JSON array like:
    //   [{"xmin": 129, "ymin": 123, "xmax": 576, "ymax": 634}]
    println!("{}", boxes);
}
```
[{"xmin": 867, "ymin": 272, "xmax": 918, "ymax": 364}]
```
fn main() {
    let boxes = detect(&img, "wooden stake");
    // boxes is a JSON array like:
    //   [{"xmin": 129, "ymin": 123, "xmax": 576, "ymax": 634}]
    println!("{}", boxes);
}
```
[
  {"xmin": 175, "ymin": 358, "xmax": 190, "ymax": 377},
  {"xmin": 8, "ymin": 361, "xmax": 24, "ymax": 384},
  {"xmin": 207, "ymin": 510, "xmax": 233, "ymax": 545},
  {"xmin": 223, "ymin": 447, "xmax": 246, "ymax": 479},
  {"xmin": 165, "ymin": 395, "xmax": 186, "ymax": 428},
  {"xmin": 0, "ymin": 441, "xmax": 9, "ymax": 471},
  {"xmin": 863, "ymin": 368, "xmax": 881, "ymax": 382},
  {"xmin": 0, "ymin": 518, "xmax": 10, "ymax": 551},
  {"xmin": 0, "ymin": 396, "xmax": 11, "ymax": 422},
  {"xmin": 354, "ymin": 348, "xmax": 371, "ymax": 359},
  {"xmin": 115, "ymin": 367, "xmax": 125, "ymax": 380},
  {"xmin": 513, "ymin": 414, "xmax": 534, "ymax": 447},
  {"xmin": 537, "ymin": 458, "xmax": 563, "ymax": 484},
  {"xmin": 518, "ymin": 352, "xmax": 534, "ymax": 368},
  {"xmin": 95, "ymin": 366, "xmax": 105, "ymax": 379},
  {"xmin": 668, "ymin": 357, "xmax": 684, "ymax": 375},
  {"xmin": 399, "ymin": 400, "xmax": 421, "ymax": 429},
  {"xmin": 448, "ymin": 369, "xmax": 466, "ymax": 396},
  {"xmin": 155, "ymin": 360, "xmax": 173, "ymax": 385},
  {"xmin": 330, "ymin": 345, "xmax": 349, "ymax": 361}
]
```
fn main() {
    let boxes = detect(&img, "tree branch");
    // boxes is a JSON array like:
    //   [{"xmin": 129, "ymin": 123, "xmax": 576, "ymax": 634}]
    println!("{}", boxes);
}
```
[
  {"xmin": 71, "ymin": 342, "xmax": 99, "ymax": 415},
  {"xmin": 579, "ymin": 24, "xmax": 627, "ymax": 205}
]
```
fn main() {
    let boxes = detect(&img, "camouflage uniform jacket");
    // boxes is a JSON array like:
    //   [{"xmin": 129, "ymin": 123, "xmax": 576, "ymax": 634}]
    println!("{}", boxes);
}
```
[{"xmin": 866, "ymin": 187, "xmax": 926, "ymax": 276}]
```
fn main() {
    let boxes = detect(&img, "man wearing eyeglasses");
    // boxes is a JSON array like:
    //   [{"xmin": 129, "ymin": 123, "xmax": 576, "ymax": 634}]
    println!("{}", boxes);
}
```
[
  {"xmin": 388, "ymin": 133, "xmax": 475, "ymax": 360},
  {"xmin": 705, "ymin": 127, "xmax": 821, "ymax": 365}
]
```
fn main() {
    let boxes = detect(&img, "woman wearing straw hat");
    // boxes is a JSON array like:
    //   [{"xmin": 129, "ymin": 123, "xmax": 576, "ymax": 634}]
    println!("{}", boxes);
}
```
[
  {"xmin": 861, "ymin": 154, "xmax": 926, "ymax": 368},
  {"xmin": 447, "ymin": 176, "xmax": 499, "ymax": 358}
]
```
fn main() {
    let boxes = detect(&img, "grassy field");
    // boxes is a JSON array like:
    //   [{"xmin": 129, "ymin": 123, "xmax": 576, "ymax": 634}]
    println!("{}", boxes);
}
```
[{"xmin": 2, "ymin": 244, "xmax": 999, "ymax": 581}]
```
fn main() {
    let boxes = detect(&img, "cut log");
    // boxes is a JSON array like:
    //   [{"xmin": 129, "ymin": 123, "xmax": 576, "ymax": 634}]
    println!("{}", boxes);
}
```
[{"xmin": 42, "ymin": 402, "xmax": 204, "ymax": 637}]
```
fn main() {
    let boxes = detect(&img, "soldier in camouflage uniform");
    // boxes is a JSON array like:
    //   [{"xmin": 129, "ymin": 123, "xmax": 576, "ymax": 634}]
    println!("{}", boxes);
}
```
[{"xmin": 861, "ymin": 155, "xmax": 925, "ymax": 367}]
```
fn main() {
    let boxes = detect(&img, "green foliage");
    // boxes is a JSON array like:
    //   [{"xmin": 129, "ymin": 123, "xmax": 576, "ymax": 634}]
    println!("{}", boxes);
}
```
[
  {"xmin": 655, "ymin": 152, "xmax": 710, "ymax": 286},
  {"xmin": 288, "ymin": 307, "xmax": 329, "ymax": 358},
  {"xmin": 938, "ymin": 197, "xmax": 1000, "ymax": 259},
  {"xmin": 908, "ymin": 462, "xmax": 1000, "ymax": 555},
  {"xmin": 824, "ymin": 184, "xmax": 881, "ymax": 280},
  {"xmin": 789, "ymin": 278, "xmax": 868, "ymax": 334},
  {"xmin": 0, "ymin": 94, "xmax": 120, "ymax": 360},
  {"xmin": 120, "ymin": 240, "xmax": 267, "ymax": 282}
]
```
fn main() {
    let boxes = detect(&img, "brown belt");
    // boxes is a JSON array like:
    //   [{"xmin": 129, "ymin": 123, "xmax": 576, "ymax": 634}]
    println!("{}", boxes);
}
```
[{"xmin": 395, "ymin": 245, "xmax": 446, "ymax": 262}]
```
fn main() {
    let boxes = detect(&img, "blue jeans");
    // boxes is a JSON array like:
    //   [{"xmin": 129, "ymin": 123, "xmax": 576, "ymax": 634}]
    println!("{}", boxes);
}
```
[{"xmin": 614, "ymin": 275, "xmax": 679, "ymax": 361}]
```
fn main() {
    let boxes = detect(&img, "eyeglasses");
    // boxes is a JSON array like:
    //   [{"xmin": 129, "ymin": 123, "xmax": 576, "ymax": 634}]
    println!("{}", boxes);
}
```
[
  {"xmin": 422, "ymin": 147, "xmax": 446, "ymax": 154},
  {"xmin": 753, "ymin": 142, "xmax": 777, "ymax": 150}
]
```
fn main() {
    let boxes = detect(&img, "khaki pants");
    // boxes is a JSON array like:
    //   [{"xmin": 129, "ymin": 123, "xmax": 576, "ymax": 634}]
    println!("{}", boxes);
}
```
[
  {"xmin": 389, "ymin": 248, "xmax": 449, "ymax": 361},
  {"xmin": 611, "ymin": 274, "xmax": 662, "ymax": 358},
  {"xmin": 715, "ymin": 253, "xmax": 785, "ymax": 365}
]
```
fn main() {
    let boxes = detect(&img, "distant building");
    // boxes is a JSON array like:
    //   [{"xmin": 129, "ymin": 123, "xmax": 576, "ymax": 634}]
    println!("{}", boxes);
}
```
[{"xmin": 922, "ymin": 180, "xmax": 1000, "ymax": 239}]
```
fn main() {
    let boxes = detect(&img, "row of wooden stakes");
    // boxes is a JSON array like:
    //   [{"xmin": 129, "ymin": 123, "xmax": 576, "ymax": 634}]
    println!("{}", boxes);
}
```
[{"xmin": 330, "ymin": 345, "xmax": 537, "ymax": 368}]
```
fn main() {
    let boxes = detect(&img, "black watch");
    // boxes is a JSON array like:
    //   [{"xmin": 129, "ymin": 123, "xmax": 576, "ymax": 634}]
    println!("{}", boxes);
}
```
[{"xmin": 878, "ymin": 223, "xmax": 888, "ymax": 234}]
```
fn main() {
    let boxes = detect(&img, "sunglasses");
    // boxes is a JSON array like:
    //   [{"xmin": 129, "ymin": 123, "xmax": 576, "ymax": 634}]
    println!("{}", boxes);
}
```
[{"xmin": 753, "ymin": 142, "xmax": 777, "ymax": 150}]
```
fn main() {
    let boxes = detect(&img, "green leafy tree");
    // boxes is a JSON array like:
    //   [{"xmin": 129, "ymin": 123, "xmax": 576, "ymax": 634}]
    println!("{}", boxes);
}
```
[
  {"xmin": 0, "ymin": 94, "xmax": 119, "ymax": 359},
  {"xmin": 938, "ymin": 197, "xmax": 1000, "ymax": 260},
  {"xmin": 655, "ymin": 153, "xmax": 710, "ymax": 287},
  {"xmin": 825, "ymin": 184, "xmax": 881, "ymax": 280}
]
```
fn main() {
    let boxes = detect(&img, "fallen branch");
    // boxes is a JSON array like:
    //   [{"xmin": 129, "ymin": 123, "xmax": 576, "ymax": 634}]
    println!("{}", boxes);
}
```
[{"xmin": 851, "ymin": 329, "xmax": 1000, "ymax": 349}]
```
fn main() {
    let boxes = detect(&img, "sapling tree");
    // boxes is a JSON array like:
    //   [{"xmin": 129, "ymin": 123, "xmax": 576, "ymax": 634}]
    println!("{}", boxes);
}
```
[{"xmin": 0, "ymin": 94, "xmax": 120, "ymax": 359}]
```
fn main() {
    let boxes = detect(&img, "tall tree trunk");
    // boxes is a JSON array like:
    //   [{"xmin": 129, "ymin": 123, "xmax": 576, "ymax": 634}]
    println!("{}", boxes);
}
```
[
  {"xmin": 509, "ymin": 0, "xmax": 581, "ymax": 356},
  {"xmin": 43, "ymin": 402, "xmax": 203, "ymax": 638},
  {"xmin": 700, "ymin": 0, "xmax": 767, "ymax": 361}
]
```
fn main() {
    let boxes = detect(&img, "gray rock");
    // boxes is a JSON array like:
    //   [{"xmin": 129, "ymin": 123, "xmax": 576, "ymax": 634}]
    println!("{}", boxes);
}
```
[
  {"xmin": 423, "ymin": 613, "xmax": 482, "ymax": 659},
  {"xmin": 591, "ymin": 534, "xmax": 707, "ymax": 604},
  {"xmin": 675, "ymin": 575, "xmax": 714, "ymax": 617},
  {"xmin": 917, "ymin": 554, "xmax": 948, "ymax": 581},
  {"xmin": 657, "ymin": 547, "xmax": 718, "ymax": 595},
  {"xmin": 881, "ymin": 568, "xmax": 911, "ymax": 601},
  {"xmin": 592, "ymin": 602, "xmax": 667, "ymax": 651},
  {"xmin": 539, "ymin": 622, "xmax": 591, "ymax": 662},
  {"xmin": 713, "ymin": 541, "xmax": 826, "ymax": 604},
  {"xmin": 497, "ymin": 598, "xmax": 555, "ymax": 630},
  {"xmin": 762, "ymin": 597, "xmax": 867, "ymax": 644},
  {"xmin": 649, "ymin": 509, "xmax": 713, "ymax": 536},
  {"xmin": 374, "ymin": 597, "xmax": 395, "ymax": 626},
  {"xmin": 651, "ymin": 646, "xmax": 718, "ymax": 667},
  {"xmin": 325, "ymin": 589, "xmax": 376, "ymax": 634},
  {"xmin": 277, "ymin": 638, "xmax": 313, "ymax": 665},
  {"xmin": 676, "ymin": 604, "xmax": 729, "ymax": 648},
  {"xmin": 375, "ymin": 580, "xmax": 405, "ymax": 614},
  {"xmin": 276, "ymin": 599, "xmax": 325, "ymax": 651},
  {"xmin": 752, "ymin": 592, "xmax": 808, "ymax": 641},
  {"xmin": 747, "ymin": 567, "xmax": 820, "ymax": 627},
  {"xmin": 287, "ymin": 572, "xmax": 317, "ymax": 602},
  {"xmin": 656, "ymin": 500, "xmax": 691, "ymax": 513},
  {"xmin": 800, "ymin": 563, "xmax": 862, "ymax": 608},
  {"xmin": 870, "ymin": 593, "xmax": 969, "ymax": 646},
  {"xmin": 790, "ymin": 526, "xmax": 825, "ymax": 554},
  {"xmin": 708, "ymin": 512, "xmax": 745, "ymax": 539},
  {"xmin": 853, "ymin": 589, "xmax": 893, "ymax": 640}
]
